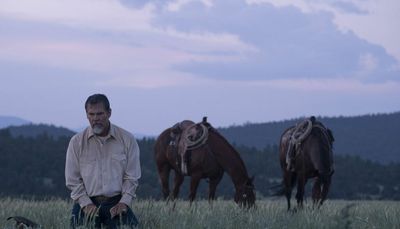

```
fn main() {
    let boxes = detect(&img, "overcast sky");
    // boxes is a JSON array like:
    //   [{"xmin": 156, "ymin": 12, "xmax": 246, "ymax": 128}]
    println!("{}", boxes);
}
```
[{"xmin": 1, "ymin": 0, "xmax": 399, "ymax": 136}]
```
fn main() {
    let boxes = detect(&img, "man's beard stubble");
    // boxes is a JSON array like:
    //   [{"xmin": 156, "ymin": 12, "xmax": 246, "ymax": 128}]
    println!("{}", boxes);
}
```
[{"xmin": 92, "ymin": 124, "xmax": 104, "ymax": 135}]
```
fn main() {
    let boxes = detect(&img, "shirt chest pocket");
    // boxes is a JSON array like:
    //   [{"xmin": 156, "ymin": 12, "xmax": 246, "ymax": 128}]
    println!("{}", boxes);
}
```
[
  {"xmin": 79, "ymin": 153, "xmax": 96, "ymax": 177},
  {"xmin": 81, "ymin": 154, "xmax": 96, "ymax": 164},
  {"xmin": 111, "ymin": 152, "xmax": 127, "ymax": 173}
]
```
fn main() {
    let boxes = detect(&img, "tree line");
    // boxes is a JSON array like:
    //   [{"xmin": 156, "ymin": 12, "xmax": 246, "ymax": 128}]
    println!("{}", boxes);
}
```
[
  {"xmin": 219, "ymin": 112, "xmax": 400, "ymax": 164},
  {"xmin": 0, "ymin": 127, "xmax": 399, "ymax": 201}
]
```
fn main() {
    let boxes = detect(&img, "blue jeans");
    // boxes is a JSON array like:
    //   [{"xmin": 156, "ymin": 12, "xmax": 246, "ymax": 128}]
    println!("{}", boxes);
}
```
[{"xmin": 70, "ymin": 195, "xmax": 139, "ymax": 229}]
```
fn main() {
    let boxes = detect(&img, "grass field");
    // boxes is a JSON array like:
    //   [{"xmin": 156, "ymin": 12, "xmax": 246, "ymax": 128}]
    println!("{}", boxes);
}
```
[{"xmin": 0, "ymin": 198, "xmax": 399, "ymax": 229}]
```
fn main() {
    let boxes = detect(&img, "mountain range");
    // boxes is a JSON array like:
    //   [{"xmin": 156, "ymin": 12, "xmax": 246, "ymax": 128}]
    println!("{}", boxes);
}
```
[
  {"xmin": 0, "ymin": 115, "xmax": 30, "ymax": 129},
  {"xmin": 1, "ymin": 112, "xmax": 399, "ymax": 163}
]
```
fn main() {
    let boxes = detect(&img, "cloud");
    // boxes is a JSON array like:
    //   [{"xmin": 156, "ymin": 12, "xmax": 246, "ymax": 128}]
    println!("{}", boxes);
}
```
[
  {"xmin": 246, "ymin": 0, "xmax": 368, "ymax": 14},
  {"xmin": 0, "ymin": 0, "xmax": 399, "ymax": 89},
  {"xmin": 329, "ymin": 1, "xmax": 368, "ymax": 14},
  {"xmin": 0, "ymin": 0, "xmax": 399, "ymax": 135},
  {"xmin": 358, "ymin": 53, "xmax": 378, "ymax": 73},
  {"xmin": 165, "ymin": 0, "xmax": 213, "ymax": 11},
  {"xmin": 154, "ymin": 0, "xmax": 399, "ymax": 82},
  {"xmin": 248, "ymin": 0, "xmax": 400, "ymax": 63},
  {"xmin": 0, "ymin": 0, "xmax": 257, "ymax": 88},
  {"xmin": 0, "ymin": 0, "xmax": 154, "ymax": 31}
]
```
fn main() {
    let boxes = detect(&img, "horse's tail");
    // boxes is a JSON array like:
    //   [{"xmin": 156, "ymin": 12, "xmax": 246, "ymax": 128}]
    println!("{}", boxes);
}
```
[{"xmin": 319, "ymin": 169, "xmax": 334, "ymax": 184}]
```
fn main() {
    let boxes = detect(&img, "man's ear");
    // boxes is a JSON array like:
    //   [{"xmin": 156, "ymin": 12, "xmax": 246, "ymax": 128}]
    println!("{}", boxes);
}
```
[{"xmin": 108, "ymin": 108, "xmax": 112, "ymax": 118}]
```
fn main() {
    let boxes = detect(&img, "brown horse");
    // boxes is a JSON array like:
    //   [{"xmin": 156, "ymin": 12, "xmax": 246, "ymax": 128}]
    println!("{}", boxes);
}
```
[
  {"xmin": 279, "ymin": 117, "xmax": 334, "ymax": 210},
  {"xmin": 154, "ymin": 119, "xmax": 255, "ymax": 208}
]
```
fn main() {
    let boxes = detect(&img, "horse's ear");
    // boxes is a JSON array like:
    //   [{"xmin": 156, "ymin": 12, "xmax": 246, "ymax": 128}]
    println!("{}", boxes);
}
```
[{"xmin": 202, "ymin": 116, "xmax": 208, "ymax": 123}]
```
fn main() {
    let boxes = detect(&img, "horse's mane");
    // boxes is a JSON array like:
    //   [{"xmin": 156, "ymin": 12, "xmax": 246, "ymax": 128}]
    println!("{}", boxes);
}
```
[
  {"xmin": 160, "ymin": 128, "xmax": 172, "ymax": 144},
  {"xmin": 207, "ymin": 124, "xmax": 249, "ymax": 174}
]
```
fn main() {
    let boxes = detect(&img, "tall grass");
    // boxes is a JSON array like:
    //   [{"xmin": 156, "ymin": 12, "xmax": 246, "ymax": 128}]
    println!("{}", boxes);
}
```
[{"xmin": 0, "ymin": 198, "xmax": 399, "ymax": 228}]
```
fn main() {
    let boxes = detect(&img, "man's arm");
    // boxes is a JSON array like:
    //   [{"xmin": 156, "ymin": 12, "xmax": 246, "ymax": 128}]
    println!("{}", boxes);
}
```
[
  {"xmin": 119, "ymin": 136, "xmax": 141, "ymax": 206},
  {"xmin": 65, "ymin": 136, "xmax": 93, "ymax": 208}
]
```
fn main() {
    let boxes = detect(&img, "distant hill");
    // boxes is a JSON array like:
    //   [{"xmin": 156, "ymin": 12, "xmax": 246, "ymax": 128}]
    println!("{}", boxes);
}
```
[
  {"xmin": 1, "ymin": 112, "xmax": 399, "ymax": 164},
  {"xmin": 218, "ymin": 112, "xmax": 400, "ymax": 164},
  {"xmin": 0, "ymin": 117, "xmax": 399, "ymax": 200},
  {"xmin": 4, "ymin": 124, "xmax": 76, "ymax": 139},
  {"xmin": 1, "ymin": 129, "xmax": 399, "ymax": 200},
  {"xmin": 0, "ymin": 115, "xmax": 30, "ymax": 128}
]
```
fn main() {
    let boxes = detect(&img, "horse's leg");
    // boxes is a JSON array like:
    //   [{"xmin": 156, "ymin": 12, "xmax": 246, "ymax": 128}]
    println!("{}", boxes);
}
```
[
  {"xmin": 172, "ymin": 171, "xmax": 184, "ymax": 199},
  {"xmin": 188, "ymin": 173, "xmax": 202, "ymax": 204},
  {"xmin": 295, "ymin": 173, "xmax": 306, "ymax": 209},
  {"xmin": 312, "ymin": 178, "xmax": 322, "ymax": 207},
  {"xmin": 284, "ymin": 170, "xmax": 296, "ymax": 211},
  {"xmin": 157, "ymin": 163, "xmax": 171, "ymax": 200},
  {"xmin": 208, "ymin": 171, "xmax": 224, "ymax": 202},
  {"xmin": 319, "ymin": 176, "xmax": 332, "ymax": 206}
]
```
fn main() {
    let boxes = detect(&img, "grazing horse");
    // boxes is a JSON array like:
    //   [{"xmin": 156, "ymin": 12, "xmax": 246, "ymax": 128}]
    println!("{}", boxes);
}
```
[
  {"xmin": 154, "ymin": 119, "xmax": 255, "ymax": 208},
  {"xmin": 279, "ymin": 117, "xmax": 334, "ymax": 210}
]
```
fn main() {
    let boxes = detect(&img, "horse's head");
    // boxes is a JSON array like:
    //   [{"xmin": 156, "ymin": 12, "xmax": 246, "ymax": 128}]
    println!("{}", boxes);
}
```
[{"xmin": 234, "ymin": 176, "xmax": 256, "ymax": 208}]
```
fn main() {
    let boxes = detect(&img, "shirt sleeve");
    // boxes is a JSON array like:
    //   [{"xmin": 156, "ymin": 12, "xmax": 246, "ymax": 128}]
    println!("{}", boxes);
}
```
[
  {"xmin": 120, "ymin": 135, "xmax": 141, "ymax": 206},
  {"xmin": 65, "ymin": 135, "xmax": 92, "ymax": 207}
]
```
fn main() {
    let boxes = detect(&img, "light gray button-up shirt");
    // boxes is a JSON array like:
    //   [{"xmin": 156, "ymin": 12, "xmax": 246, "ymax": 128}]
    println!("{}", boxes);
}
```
[{"xmin": 65, "ymin": 123, "xmax": 141, "ymax": 207}]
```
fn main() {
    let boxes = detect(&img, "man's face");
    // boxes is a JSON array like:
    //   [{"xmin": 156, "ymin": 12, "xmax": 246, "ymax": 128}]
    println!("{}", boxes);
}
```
[{"xmin": 86, "ymin": 103, "xmax": 111, "ymax": 136}]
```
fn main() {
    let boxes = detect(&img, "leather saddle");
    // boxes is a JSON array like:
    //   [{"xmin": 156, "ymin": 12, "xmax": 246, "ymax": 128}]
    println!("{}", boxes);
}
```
[{"xmin": 169, "ymin": 117, "xmax": 209, "ymax": 174}]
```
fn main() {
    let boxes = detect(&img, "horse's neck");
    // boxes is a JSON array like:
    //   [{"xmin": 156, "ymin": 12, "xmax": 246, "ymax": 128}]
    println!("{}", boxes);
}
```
[{"xmin": 209, "ymin": 132, "xmax": 250, "ymax": 187}]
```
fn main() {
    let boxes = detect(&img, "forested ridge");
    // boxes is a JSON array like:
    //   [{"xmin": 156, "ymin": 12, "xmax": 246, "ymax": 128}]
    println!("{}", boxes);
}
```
[
  {"xmin": 0, "ymin": 119, "xmax": 399, "ymax": 200},
  {"xmin": 219, "ymin": 112, "xmax": 400, "ymax": 163}
]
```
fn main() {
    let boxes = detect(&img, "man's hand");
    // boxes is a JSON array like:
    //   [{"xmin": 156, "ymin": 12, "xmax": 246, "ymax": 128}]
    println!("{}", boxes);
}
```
[
  {"xmin": 110, "ymin": 202, "xmax": 128, "ymax": 218},
  {"xmin": 83, "ymin": 204, "xmax": 98, "ymax": 218}
]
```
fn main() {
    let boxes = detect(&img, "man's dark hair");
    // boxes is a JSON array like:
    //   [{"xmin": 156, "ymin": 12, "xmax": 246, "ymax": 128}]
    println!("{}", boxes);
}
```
[{"xmin": 85, "ymin": 94, "xmax": 111, "ymax": 111}]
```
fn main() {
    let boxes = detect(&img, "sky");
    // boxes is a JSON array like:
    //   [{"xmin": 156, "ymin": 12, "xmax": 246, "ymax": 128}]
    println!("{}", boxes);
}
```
[{"xmin": 0, "ymin": 0, "xmax": 399, "ymax": 136}]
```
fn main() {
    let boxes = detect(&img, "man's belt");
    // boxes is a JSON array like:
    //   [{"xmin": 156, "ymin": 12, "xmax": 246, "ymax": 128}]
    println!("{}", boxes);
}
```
[{"xmin": 91, "ymin": 194, "xmax": 121, "ymax": 203}]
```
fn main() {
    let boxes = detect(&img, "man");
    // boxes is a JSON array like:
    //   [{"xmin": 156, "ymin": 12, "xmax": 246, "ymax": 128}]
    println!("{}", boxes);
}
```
[{"xmin": 65, "ymin": 94, "xmax": 141, "ymax": 228}]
